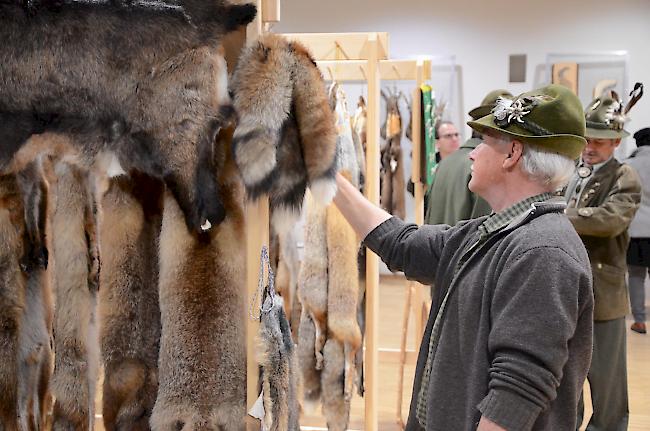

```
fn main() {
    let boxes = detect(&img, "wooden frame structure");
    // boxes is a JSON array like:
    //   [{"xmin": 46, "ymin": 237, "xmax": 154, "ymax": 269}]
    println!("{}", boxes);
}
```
[{"xmin": 243, "ymin": 7, "xmax": 433, "ymax": 426}]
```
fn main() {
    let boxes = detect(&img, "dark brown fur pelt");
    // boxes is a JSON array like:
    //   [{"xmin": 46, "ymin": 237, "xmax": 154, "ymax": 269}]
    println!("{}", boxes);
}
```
[
  {"xmin": 48, "ymin": 160, "xmax": 100, "ymax": 431},
  {"xmin": 151, "ymin": 128, "xmax": 246, "ymax": 431},
  {"xmin": 231, "ymin": 34, "xmax": 337, "ymax": 234},
  {"xmin": 0, "ymin": 174, "xmax": 27, "ymax": 431},
  {"xmin": 258, "ymin": 294, "xmax": 300, "ymax": 431},
  {"xmin": 0, "ymin": 1, "xmax": 253, "ymax": 233},
  {"xmin": 97, "ymin": 171, "xmax": 164, "ymax": 431},
  {"xmin": 320, "ymin": 339, "xmax": 350, "ymax": 431}
]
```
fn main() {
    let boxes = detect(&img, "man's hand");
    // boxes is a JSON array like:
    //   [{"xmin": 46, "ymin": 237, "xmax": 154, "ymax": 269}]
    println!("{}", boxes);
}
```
[{"xmin": 477, "ymin": 416, "xmax": 507, "ymax": 431}]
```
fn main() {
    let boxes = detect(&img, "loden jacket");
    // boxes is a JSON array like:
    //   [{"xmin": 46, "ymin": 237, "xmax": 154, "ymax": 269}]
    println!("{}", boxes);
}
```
[{"xmin": 565, "ymin": 157, "xmax": 641, "ymax": 321}]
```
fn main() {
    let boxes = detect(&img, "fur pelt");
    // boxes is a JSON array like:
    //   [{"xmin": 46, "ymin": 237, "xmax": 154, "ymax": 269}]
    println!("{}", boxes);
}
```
[
  {"xmin": 380, "ymin": 91, "xmax": 406, "ymax": 220},
  {"xmin": 296, "ymin": 310, "xmax": 321, "ymax": 413},
  {"xmin": 0, "ymin": 1, "xmax": 253, "ymax": 233},
  {"xmin": 325, "ymin": 188, "xmax": 361, "ymax": 401},
  {"xmin": 320, "ymin": 339, "xmax": 351, "ymax": 431},
  {"xmin": 274, "ymin": 222, "xmax": 302, "ymax": 337},
  {"xmin": 96, "ymin": 170, "xmax": 164, "ymax": 431},
  {"xmin": 15, "ymin": 161, "xmax": 54, "ymax": 431},
  {"xmin": 257, "ymin": 294, "xmax": 300, "ymax": 431},
  {"xmin": 0, "ymin": 174, "xmax": 27, "ymax": 431},
  {"xmin": 48, "ymin": 160, "xmax": 100, "ymax": 431},
  {"xmin": 151, "ymin": 128, "xmax": 246, "ymax": 431},
  {"xmin": 231, "ymin": 34, "xmax": 337, "ymax": 234},
  {"xmin": 296, "ymin": 191, "xmax": 328, "ymax": 372}
]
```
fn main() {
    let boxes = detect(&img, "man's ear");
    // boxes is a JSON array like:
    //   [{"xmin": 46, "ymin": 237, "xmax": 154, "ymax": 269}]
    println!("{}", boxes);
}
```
[
  {"xmin": 613, "ymin": 138, "xmax": 622, "ymax": 149},
  {"xmin": 503, "ymin": 140, "xmax": 524, "ymax": 169}
]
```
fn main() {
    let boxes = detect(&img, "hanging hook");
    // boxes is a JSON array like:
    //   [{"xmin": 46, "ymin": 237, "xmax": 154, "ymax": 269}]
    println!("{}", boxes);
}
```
[{"xmin": 327, "ymin": 66, "xmax": 335, "ymax": 82}]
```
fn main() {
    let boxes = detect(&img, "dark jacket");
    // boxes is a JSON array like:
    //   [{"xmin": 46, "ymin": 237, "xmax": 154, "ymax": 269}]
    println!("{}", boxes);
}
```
[
  {"xmin": 365, "ymin": 204, "xmax": 593, "ymax": 431},
  {"xmin": 566, "ymin": 158, "xmax": 641, "ymax": 320},
  {"xmin": 425, "ymin": 138, "xmax": 491, "ymax": 226}
]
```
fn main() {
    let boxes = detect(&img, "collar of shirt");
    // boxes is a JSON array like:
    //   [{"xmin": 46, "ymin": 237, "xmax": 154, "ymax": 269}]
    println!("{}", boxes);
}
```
[
  {"xmin": 581, "ymin": 156, "xmax": 612, "ymax": 174},
  {"xmin": 479, "ymin": 192, "xmax": 554, "ymax": 239}
]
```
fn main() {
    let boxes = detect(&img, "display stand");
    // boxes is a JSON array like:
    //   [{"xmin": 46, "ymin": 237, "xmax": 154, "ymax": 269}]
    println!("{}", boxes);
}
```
[{"xmin": 282, "ymin": 32, "xmax": 432, "ymax": 430}]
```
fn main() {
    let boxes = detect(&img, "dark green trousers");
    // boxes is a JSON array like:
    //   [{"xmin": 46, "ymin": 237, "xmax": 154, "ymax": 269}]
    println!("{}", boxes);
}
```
[{"xmin": 577, "ymin": 317, "xmax": 629, "ymax": 431}]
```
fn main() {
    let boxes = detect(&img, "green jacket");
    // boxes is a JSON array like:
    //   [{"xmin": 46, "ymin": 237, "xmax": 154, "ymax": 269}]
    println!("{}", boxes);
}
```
[
  {"xmin": 566, "ymin": 158, "xmax": 641, "ymax": 321},
  {"xmin": 424, "ymin": 138, "xmax": 491, "ymax": 226}
]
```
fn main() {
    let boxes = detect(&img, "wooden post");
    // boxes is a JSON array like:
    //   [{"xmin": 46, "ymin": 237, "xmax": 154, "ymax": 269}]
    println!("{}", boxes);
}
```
[
  {"xmin": 364, "ymin": 33, "xmax": 381, "ymax": 431},
  {"xmin": 412, "ymin": 60, "xmax": 428, "ymax": 339},
  {"xmin": 245, "ymin": 2, "xmax": 267, "ymax": 429}
]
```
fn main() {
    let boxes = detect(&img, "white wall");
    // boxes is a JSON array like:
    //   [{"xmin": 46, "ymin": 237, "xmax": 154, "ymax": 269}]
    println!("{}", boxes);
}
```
[{"xmin": 274, "ymin": 0, "xmax": 650, "ymax": 156}]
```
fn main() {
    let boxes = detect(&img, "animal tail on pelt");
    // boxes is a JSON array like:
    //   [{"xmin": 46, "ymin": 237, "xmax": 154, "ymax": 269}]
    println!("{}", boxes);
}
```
[
  {"xmin": 231, "ymin": 34, "xmax": 295, "ymax": 198},
  {"xmin": 325, "ymin": 171, "xmax": 361, "ymax": 400},
  {"xmin": 321, "ymin": 339, "xmax": 351, "ymax": 431},
  {"xmin": 291, "ymin": 41, "xmax": 338, "ymax": 206}
]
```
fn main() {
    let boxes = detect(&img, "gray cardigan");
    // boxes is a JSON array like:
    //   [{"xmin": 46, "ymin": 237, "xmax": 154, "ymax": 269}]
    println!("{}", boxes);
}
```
[
  {"xmin": 624, "ymin": 146, "xmax": 650, "ymax": 238},
  {"xmin": 364, "ymin": 204, "xmax": 593, "ymax": 431}
]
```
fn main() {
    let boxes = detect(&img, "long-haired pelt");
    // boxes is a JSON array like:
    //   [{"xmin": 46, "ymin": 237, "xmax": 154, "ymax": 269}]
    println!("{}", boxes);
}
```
[{"xmin": 231, "ymin": 34, "xmax": 337, "ymax": 233}]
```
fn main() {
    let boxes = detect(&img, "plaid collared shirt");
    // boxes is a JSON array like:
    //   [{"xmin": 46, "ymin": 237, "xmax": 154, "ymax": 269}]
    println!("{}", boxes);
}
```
[{"xmin": 415, "ymin": 191, "xmax": 554, "ymax": 427}]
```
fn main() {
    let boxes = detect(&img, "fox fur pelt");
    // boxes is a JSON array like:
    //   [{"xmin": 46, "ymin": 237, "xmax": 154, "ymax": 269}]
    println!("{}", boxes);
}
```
[
  {"xmin": 152, "ymin": 128, "xmax": 246, "ymax": 431},
  {"xmin": 0, "ymin": 174, "xmax": 28, "ymax": 431},
  {"xmin": 47, "ymin": 159, "xmax": 100, "ymax": 431},
  {"xmin": 96, "ymin": 169, "xmax": 164, "ymax": 431},
  {"xmin": 297, "ymin": 191, "xmax": 329, "ymax": 372},
  {"xmin": 231, "ymin": 34, "xmax": 338, "ymax": 234},
  {"xmin": 16, "ymin": 161, "xmax": 54, "ymax": 431},
  {"xmin": 0, "ymin": 0, "xmax": 254, "ymax": 233},
  {"xmin": 258, "ymin": 294, "xmax": 300, "ymax": 431}
]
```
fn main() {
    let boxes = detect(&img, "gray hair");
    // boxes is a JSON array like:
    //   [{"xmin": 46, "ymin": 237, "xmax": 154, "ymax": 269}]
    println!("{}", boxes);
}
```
[{"xmin": 494, "ymin": 135, "xmax": 576, "ymax": 190}]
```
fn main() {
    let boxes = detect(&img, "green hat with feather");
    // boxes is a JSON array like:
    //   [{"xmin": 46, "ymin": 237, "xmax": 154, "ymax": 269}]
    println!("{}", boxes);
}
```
[
  {"xmin": 584, "ymin": 82, "xmax": 644, "ymax": 139},
  {"xmin": 468, "ymin": 84, "xmax": 587, "ymax": 160},
  {"xmin": 468, "ymin": 89, "xmax": 513, "ymax": 120}
]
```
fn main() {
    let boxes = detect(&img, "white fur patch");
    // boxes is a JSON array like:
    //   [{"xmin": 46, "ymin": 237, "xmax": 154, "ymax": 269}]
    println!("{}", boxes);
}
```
[
  {"xmin": 216, "ymin": 55, "xmax": 230, "ymax": 106},
  {"xmin": 271, "ymin": 206, "xmax": 301, "ymax": 236},
  {"xmin": 309, "ymin": 178, "xmax": 337, "ymax": 206},
  {"xmin": 200, "ymin": 219, "xmax": 212, "ymax": 231},
  {"xmin": 96, "ymin": 151, "xmax": 126, "ymax": 178}
]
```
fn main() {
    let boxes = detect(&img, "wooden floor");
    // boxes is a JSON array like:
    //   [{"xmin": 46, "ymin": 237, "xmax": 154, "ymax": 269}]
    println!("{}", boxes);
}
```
[{"xmin": 93, "ymin": 276, "xmax": 650, "ymax": 430}]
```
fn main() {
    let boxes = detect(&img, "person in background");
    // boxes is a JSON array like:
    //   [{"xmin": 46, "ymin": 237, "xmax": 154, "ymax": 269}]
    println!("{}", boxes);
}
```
[
  {"xmin": 435, "ymin": 120, "xmax": 461, "ymax": 161},
  {"xmin": 333, "ymin": 84, "xmax": 593, "ymax": 431},
  {"xmin": 565, "ymin": 89, "xmax": 642, "ymax": 431},
  {"xmin": 625, "ymin": 127, "xmax": 650, "ymax": 334},
  {"xmin": 425, "ymin": 90, "xmax": 513, "ymax": 226}
]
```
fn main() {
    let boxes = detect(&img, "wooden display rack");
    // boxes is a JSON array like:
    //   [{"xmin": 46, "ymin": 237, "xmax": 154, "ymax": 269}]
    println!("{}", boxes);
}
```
[{"xmin": 243, "ymin": 6, "xmax": 433, "ymax": 428}]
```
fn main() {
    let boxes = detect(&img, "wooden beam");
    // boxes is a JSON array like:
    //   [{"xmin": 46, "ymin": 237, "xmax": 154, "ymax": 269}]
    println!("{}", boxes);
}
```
[
  {"xmin": 364, "ymin": 32, "xmax": 381, "ymax": 431},
  {"xmin": 261, "ymin": 0, "xmax": 280, "ymax": 23},
  {"xmin": 317, "ymin": 59, "xmax": 432, "ymax": 82},
  {"xmin": 245, "ymin": 2, "xmax": 266, "ymax": 430},
  {"xmin": 279, "ymin": 32, "xmax": 389, "ymax": 61}
]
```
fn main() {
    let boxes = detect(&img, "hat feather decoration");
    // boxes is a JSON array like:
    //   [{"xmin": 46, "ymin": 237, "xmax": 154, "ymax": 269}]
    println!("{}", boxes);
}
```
[{"xmin": 624, "ymin": 82, "xmax": 644, "ymax": 115}]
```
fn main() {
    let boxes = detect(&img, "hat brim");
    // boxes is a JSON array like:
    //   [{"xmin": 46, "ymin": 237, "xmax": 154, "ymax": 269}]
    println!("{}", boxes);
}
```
[
  {"xmin": 468, "ymin": 114, "xmax": 587, "ymax": 160},
  {"xmin": 585, "ymin": 127, "xmax": 630, "ymax": 139},
  {"xmin": 468, "ymin": 104, "xmax": 492, "ymax": 120}
]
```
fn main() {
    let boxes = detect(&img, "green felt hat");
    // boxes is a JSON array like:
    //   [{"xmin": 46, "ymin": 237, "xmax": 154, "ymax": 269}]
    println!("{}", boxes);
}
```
[
  {"xmin": 468, "ymin": 89, "xmax": 513, "ymax": 120},
  {"xmin": 584, "ymin": 93, "xmax": 630, "ymax": 139},
  {"xmin": 467, "ymin": 84, "xmax": 587, "ymax": 160}
]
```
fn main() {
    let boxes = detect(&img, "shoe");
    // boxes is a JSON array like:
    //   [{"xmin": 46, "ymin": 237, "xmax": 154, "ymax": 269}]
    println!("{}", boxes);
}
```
[{"xmin": 630, "ymin": 322, "xmax": 646, "ymax": 334}]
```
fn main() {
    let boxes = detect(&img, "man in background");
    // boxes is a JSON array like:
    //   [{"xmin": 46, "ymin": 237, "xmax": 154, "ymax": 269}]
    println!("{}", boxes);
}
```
[
  {"xmin": 566, "ymin": 90, "xmax": 642, "ymax": 431},
  {"xmin": 425, "ymin": 90, "xmax": 512, "ymax": 226},
  {"xmin": 435, "ymin": 121, "xmax": 461, "ymax": 161},
  {"xmin": 625, "ymin": 127, "xmax": 650, "ymax": 335}
]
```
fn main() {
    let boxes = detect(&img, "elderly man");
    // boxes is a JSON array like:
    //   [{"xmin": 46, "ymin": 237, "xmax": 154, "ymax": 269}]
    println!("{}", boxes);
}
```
[
  {"xmin": 333, "ymin": 84, "xmax": 593, "ymax": 430},
  {"xmin": 566, "ymin": 89, "xmax": 643, "ymax": 431}
]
